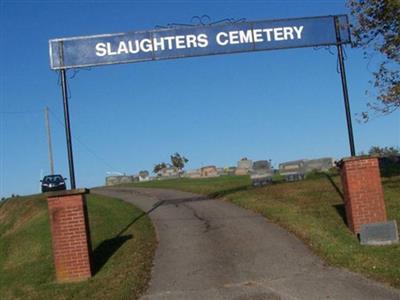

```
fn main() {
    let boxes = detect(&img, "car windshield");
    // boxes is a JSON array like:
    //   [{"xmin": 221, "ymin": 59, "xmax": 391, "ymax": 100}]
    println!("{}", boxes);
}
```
[{"xmin": 43, "ymin": 175, "xmax": 63, "ymax": 183}]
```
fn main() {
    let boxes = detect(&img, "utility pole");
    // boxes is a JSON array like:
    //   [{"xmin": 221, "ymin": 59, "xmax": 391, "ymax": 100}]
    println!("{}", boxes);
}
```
[
  {"xmin": 39, "ymin": 169, "xmax": 43, "ymax": 192},
  {"xmin": 44, "ymin": 107, "xmax": 55, "ymax": 175}
]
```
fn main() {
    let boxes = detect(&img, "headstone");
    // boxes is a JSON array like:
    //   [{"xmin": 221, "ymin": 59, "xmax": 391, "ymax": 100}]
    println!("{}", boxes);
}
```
[
  {"xmin": 119, "ymin": 176, "xmax": 136, "ymax": 183},
  {"xmin": 105, "ymin": 175, "xmax": 135, "ymax": 186},
  {"xmin": 139, "ymin": 170, "xmax": 149, "ymax": 177},
  {"xmin": 224, "ymin": 166, "xmax": 237, "ymax": 175},
  {"xmin": 360, "ymin": 220, "xmax": 399, "ymax": 246},
  {"xmin": 105, "ymin": 176, "xmax": 119, "ymax": 186},
  {"xmin": 278, "ymin": 160, "xmax": 306, "ymax": 181},
  {"xmin": 252, "ymin": 160, "xmax": 271, "ymax": 171},
  {"xmin": 138, "ymin": 170, "xmax": 150, "ymax": 181},
  {"xmin": 235, "ymin": 158, "xmax": 253, "ymax": 175},
  {"xmin": 159, "ymin": 167, "xmax": 179, "ymax": 178},
  {"xmin": 250, "ymin": 160, "xmax": 273, "ymax": 186},
  {"xmin": 238, "ymin": 158, "xmax": 253, "ymax": 169},
  {"xmin": 304, "ymin": 157, "xmax": 334, "ymax": 172},
  {"xmin": 251, "ymin": 174, "xmax": 273, "ymax": 186},
  {"xmin": 201, "ymin": 166, "xmax": 218, "ymax": 177},
  {"xmin": 183, "ymin": 169, "xmax": 202, "ymax": 178},
  {"xmin": 157, "ymin": 167, "xmax": 183, "ymax": 179},
  {"xmin": 216, "ymin": 167, "xmax": 225, "ymax": 175}
]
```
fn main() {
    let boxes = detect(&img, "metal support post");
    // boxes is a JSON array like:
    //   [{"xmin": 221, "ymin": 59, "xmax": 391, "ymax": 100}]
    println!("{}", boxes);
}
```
[
  {"xmin": 60, "ymin": 69, "xmax": 76, "ymax": 189},
  {"xmin": 335, "ymin": 16, "xmax": 356, "ymax": 157}
]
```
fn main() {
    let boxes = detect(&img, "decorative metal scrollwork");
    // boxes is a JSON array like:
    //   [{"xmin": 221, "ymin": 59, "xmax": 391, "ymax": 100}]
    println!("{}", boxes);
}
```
[{"xmin": 155, "ymin": 15, "xmax": 246, "ymax": 29}]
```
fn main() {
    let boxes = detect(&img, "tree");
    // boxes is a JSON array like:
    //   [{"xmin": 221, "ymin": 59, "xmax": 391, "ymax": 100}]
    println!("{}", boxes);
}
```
[
  {"xmin": 348, "ymin": 0, "xmax": 400, "ymax": 120},
  {"xmin": 170, "ymin": 153, "xmax": 188, "ymax": 171},
  {"xmin": 368, "ymin": 145, "xmax": 400, "ymax": 156},
  {"xmin": 153, "ymin": 162, "xmax": 167, "ymax": 174}
]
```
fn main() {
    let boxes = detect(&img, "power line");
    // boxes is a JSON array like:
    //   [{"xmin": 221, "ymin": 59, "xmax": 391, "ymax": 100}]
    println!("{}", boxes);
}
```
[
  {"xmin": 0, "ymin": 110, "xmax": 42, "ymax": 114},
  {"xmin": 48, "ymin": 108, "xmax": 121, "ymax": 172}
]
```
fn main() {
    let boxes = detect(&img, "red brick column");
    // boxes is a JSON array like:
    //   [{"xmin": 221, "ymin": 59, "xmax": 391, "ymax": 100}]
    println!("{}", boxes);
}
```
[
  {"xmin": 47, "ymin": 189, "xmax": 93, "ymax": 282},
  {"xmin": 340, "ymin": 156, "xmax": 387, "ymax": 233}
]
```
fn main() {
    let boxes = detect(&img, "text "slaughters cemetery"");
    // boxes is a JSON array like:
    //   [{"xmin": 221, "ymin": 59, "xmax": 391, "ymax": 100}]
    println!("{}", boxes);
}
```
[{"xmin": 95, "ymin": 25, "xmax": 304, "ymax": 56}]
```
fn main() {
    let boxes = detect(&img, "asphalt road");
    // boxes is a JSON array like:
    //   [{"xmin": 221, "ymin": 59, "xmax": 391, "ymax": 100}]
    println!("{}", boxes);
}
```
[{"xmin": 94, "ymin": 187, "xmax": 400, "ymax": 300}]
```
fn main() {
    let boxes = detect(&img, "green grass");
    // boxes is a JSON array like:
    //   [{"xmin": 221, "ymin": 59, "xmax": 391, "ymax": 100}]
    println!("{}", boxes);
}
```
[
  {"xmin": 128, "ymin": 175, "xmax": 252, "ymax": 196},
  {"xmin": 0, "ymin": 193, "xmax": 157, "ymax": 300},
  {"xmin": 129, "ymin": 174, "xmax": 400, "ymax": 288}
]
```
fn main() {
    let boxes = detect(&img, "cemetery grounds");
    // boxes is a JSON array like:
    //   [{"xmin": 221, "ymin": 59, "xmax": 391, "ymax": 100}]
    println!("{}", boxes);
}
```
[{"xmin": 130, "ymin": 173, "xmax": 400, "ymax": 289}]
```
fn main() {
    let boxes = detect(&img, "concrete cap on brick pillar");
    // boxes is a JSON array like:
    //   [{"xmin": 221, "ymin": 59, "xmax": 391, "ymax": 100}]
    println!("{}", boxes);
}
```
[
  {"xmin": 337, "ymin": 155, "xmax": 380, "ymax": 166},
  {"xmin": 46, "ymin": 188, "xmax": 90, "ymax": 198}
]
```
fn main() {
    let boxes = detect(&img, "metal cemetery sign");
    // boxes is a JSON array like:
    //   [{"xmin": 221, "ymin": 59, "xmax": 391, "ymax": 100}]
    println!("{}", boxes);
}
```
[
  {"xmin": 49, "ymin": 14, "xmax": 355, "ymax": 189},
  {"xmin": 49, "ymin": 15, "xmax": 350, "ymax": 69}
]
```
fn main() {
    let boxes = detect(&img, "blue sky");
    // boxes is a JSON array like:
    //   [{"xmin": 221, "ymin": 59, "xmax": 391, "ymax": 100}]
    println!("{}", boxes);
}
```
[{"xmin": 1, "ymin": 0, "xmax": 399, "ymax": 198}]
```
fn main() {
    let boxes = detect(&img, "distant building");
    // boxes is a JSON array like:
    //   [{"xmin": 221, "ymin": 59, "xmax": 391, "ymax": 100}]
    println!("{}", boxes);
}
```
[{"xmin": 200, "ymin": 165, "xmax": 218, "ymax": 177}]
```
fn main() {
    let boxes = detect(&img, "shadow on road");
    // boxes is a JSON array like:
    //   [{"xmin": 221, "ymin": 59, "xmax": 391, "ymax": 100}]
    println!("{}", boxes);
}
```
[{"xmin": 92, "ymin": 192, "xmax": 216, "ymax": 275}]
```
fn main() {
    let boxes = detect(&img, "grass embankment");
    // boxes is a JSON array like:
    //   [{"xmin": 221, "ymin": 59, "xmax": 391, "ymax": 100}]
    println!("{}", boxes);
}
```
[
  {"xmin": 0, "ymin": 193, "xmax": 156, "ymax": 300},
  {"xmin": 131, "ymin": 174, "xmax": 400, "ymax": 288}
]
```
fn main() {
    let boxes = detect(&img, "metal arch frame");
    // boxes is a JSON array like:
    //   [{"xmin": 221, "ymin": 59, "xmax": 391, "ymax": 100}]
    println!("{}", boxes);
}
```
[
  {"xmin": 334, "ymin": 16, "xmax": 355, "ymax": 157},
  {"xmin": 54, "ymin": 15, "xmax": 355, "ymax": 189}
]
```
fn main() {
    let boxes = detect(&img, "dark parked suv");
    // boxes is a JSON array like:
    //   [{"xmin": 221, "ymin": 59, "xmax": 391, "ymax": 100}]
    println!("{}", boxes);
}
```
[{"xmin": 41, "ymin": 175, "xmax": 67, "ymax": 193}]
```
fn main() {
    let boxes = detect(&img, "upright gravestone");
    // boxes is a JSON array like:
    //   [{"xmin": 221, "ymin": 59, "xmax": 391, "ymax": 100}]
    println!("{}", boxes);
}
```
[
  {"xmin": 201, "ymin": 165, "xmax": 218, "ymax": 177},
  {"xmin": 251, "ymin": 160, "xmax": 273, "ymax": 186},
  {"xmin": 105, "ymin": 176, "xmax": 119, "ymax": 186},
  {"xmin": 235, "ymin": 158, "xmax": 253, "ymax": 175},
  {"xmin": 138, "ymin": 170, "xmax": 150, "ymax": 181},
  {"xmin": 184, "ymin": 169, "xmax": 202, "ymax": 178},
  {"xmin": 252, "ymin": 160, "xmax": 271, "ymax": 171},
  {"xmin": 304, "ymin": 157, "xmax": 334, "ymax": 172},
  {"xmin": 278, "ymin": 160, "xmax": 306, "ymax": 181}
]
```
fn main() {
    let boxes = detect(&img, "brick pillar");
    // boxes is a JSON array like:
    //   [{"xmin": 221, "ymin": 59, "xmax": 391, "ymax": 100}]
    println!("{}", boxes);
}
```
[
  {"xmin": 340, "ymin": 156, "xmax": 387, "ymax": 233},
  {"xmin": 47, "ymin": 189, "xmax": 93, "ymax": 282}
]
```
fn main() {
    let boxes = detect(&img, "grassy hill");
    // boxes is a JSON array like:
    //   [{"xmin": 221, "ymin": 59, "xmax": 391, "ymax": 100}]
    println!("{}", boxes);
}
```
[
  {"xmin": 0, "ymin": 193, "xmax": 156, "ymax": 300},
  {"xmin": 130, "ymin": 174, "xmax": 400, "ymax": 288}
]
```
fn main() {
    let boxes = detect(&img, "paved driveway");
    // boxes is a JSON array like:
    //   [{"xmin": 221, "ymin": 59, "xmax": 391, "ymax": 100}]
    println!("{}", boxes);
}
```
[{"xmin": 94, "ymin": 187, "xmax": 400, "ymax": 300}]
